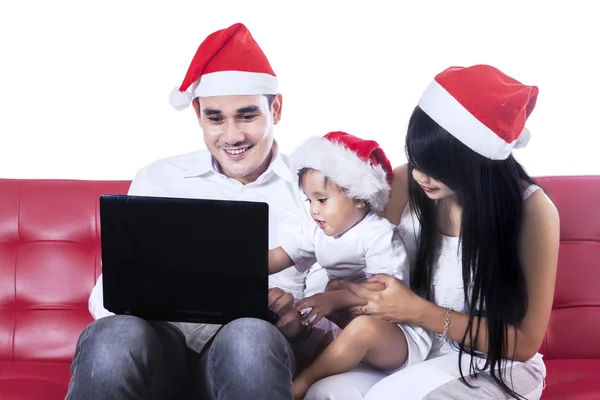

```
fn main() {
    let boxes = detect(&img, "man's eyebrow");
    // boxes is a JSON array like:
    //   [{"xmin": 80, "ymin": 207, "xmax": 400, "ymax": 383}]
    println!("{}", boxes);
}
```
[
  {"xmin": 237, "ymin": 105, "xmax": 261, "ymax": 114},
  {"xmin": 202, "ymin": 108, "xmax": 222, "ymax": 116}
]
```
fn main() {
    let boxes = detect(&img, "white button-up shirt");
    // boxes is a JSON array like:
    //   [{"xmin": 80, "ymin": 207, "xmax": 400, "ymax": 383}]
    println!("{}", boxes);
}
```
[{"xmin": 89, "ymin": 145, "xmax": 327, "ymax": 321}]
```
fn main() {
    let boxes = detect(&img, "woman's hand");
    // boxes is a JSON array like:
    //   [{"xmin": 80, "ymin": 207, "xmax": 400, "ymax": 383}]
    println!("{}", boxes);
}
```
[{"xmin": 347, "ymin": 274, "xmax": 425, "ymax": 324}]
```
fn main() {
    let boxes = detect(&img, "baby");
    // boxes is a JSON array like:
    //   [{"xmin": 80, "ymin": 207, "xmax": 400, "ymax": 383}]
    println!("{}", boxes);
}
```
[{"xmin": 268, "ymin": 131, "xmax": 431, "ymax": 399}]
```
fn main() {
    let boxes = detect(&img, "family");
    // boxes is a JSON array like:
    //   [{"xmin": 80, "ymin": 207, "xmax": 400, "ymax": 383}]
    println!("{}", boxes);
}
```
[{"xmin": 65, "ymin": 22, "xmax": 559, "ymax": 400}]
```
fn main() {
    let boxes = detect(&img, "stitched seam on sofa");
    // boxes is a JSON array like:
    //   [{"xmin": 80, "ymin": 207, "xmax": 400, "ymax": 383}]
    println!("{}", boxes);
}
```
[{"xmin": 11, "ymin": 247, "xmax": 19, "ymax": 362}]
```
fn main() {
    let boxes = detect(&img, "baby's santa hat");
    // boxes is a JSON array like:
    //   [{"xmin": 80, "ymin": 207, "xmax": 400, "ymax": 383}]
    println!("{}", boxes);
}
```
[
  {"xmin": 418, "ymin": 64, "xmax": 539, "ymax": 160},
  {"xmin": 291, "ymin": 131, "xmax": 394, "ymax": 212},
  {"xmin": 169, "ymin": 23, "xmax": 278, "ymax": 110}
]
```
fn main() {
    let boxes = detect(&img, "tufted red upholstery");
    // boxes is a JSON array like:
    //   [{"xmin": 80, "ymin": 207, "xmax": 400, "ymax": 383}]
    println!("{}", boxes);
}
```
[
  {"xmin": 536, "ymin": 176, "xmax": 600, "ymax": 399},
  {"xmin": 0, "ymin": 179, "xmax": 130, "ymax": 400},
  {"xmin": 0, "ymin": 176, "xmax": 598, "ymax": 399}
]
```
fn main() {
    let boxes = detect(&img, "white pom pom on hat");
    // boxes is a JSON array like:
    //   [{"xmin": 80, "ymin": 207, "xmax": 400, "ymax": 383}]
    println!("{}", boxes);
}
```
[{"xmin": 169, "ymin": 86, "xmax": 193, "ymax": 111}]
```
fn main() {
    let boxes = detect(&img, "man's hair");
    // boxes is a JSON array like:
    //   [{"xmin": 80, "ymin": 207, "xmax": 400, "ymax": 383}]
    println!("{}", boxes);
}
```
[{"xmin": 193, "ymin": 94, "xmax": 277, "ymax": 110}]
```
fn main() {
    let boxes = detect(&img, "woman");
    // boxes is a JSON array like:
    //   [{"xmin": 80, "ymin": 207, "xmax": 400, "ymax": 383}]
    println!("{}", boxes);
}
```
[{"xmin": 345, "ymin": 65, "xmax": 559, "ymax": 399}]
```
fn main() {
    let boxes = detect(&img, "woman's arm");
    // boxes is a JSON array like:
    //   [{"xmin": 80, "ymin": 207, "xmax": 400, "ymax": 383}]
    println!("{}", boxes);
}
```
[
  {"xmin": 383, "ymin": 164, "xmax": 410, "ymax": 225},
  {"xmin": 414, "ymin": 189, "xmax": 560, "ymax": 361}
]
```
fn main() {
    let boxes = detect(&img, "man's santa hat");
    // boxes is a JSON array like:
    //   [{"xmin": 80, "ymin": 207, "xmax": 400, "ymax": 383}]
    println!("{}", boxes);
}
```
[
  {"xmin": 418, "ymin": 64, "xmax": 539, "ymax": 160},
  {"xmin": 169, "ymin": 23, "xmax": 278, "ymax": 110},
  {"xmin": 291, "ymin": 131, "xmax": 394, "ymax": 212}
]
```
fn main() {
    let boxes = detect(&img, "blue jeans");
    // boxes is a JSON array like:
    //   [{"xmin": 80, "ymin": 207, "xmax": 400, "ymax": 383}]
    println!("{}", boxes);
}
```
[{"xmin": 65, "ymin": 315, "xmax": 295, "ymax": 399}]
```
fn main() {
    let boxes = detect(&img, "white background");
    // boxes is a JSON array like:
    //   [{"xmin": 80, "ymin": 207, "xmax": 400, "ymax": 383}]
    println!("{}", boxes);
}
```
[{"xmin": 1, "ymin": 0, "xmax": 598, "ymax": 180}]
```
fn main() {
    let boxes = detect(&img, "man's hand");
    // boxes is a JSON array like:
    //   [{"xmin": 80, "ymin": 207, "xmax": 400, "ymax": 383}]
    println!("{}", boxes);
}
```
[{"xmin": 268, "ymin": 287, "xmax": 303, "ymax": 340}]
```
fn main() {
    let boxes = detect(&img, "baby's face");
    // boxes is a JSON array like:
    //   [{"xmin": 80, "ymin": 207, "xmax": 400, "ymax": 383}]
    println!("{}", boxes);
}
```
[{"xmin": 301, "ymin": 169, "xmax": 368, "ymax": 237}]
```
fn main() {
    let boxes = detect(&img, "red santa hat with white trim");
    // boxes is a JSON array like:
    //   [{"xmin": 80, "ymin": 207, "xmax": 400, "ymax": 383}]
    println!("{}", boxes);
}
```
[
  {"xmin": 290, "ymin": 131, "xmax": 394, "ymax": 212},
  {"xmin": 169, "ymin": 23, "xmax": 278, "ymax": 110},
  {"xmin": 418, "ymin": 64, "xmax": 539, "ymax": 160}
]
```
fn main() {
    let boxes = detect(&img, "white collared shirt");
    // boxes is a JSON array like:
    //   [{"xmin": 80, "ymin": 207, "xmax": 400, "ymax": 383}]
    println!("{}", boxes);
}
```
[{"xmin": 89, "ymin": 145, "xmax": 322, "ymax": 320}]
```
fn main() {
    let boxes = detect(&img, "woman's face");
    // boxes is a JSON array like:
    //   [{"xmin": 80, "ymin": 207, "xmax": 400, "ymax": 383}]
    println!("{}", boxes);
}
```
[{"xmin": 411, "ymin": 168, "xmax": 455, "ymax": 200}]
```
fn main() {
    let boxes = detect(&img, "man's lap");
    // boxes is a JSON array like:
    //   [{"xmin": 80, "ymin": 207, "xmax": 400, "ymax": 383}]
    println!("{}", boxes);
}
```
[
  {"xmin": 81, "ymin": 315, "xmax": 403, "ymax": 400},
  {"xmin": 186, "ymin": 317, "xmax": 296, "ymax": 399}
]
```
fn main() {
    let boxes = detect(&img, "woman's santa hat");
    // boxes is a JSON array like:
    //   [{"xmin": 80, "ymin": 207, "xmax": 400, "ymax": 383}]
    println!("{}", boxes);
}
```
[
  {"xmin": 418, "ymin": 64, "xmax": 539, "ymax": 160},
  {"xmin": 169, "ymin": 23, "xmax": 278, "ymax": 110},
  {"xmin": 291, "ymin": 131, "xmax": 394, "ymax": 212}
]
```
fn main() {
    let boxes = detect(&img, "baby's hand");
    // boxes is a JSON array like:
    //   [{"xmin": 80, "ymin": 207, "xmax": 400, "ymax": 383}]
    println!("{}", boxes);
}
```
[{"xmin": 295, "ymin": 293, "xmax": 335, "ymax": 327}]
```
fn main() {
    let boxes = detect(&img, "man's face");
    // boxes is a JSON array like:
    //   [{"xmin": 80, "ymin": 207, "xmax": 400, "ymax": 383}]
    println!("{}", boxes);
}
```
[{"xmin": 193, "ymin": 94, "xmax": 282, "ymax": 184}]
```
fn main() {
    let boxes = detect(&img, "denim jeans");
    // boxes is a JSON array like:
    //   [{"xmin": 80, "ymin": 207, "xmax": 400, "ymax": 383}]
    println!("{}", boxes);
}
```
[{"xmin": 65, "ymin": 315, "xmax": 295, "ymax": 399}]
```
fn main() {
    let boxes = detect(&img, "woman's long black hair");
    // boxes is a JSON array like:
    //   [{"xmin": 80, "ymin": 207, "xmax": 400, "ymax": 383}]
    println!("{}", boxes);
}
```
[{"xmin": 406, "ymin": 106, "xmax": 535, "ymax": 399}]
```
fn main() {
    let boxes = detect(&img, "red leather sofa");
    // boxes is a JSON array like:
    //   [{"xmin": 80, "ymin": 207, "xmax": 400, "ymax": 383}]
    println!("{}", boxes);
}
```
[{"xmin": 0, "ymin": 176, "xmax": 598, "ymax": 399}]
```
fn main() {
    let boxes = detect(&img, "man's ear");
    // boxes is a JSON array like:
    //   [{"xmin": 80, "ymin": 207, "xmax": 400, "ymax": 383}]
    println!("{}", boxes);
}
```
[{"xmin": 272, "ymin": 94, "xmax": 283, "ymax": 124}]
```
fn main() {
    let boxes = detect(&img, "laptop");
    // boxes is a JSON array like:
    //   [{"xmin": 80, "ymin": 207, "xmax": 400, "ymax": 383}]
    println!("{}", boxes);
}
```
[{"xmin": 99, "ymin": 194, "xmax": 269, "ymax": 325}]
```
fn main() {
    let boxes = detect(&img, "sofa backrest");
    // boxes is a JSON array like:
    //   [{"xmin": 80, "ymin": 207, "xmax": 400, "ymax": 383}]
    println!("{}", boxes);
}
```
[
  {"xmin": 0, "ymin": 179, "xmax": 130, "ymax": 363},
  {"xmin": 0, "ymin": 176, "xmax": 598, "ymax": 363},
  {"xmin": 536, "ymin": 176, "xmax": 600, "ymax": 360}
]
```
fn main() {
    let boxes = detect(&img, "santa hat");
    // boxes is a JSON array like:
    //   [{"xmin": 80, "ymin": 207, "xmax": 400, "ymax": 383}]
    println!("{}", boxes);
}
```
[
  {"xmin": 290, "ymin": 131, "xmax": 394, "ymax": 212},
  {"xmin": 169, "ymin": 23, "xmax": 278, "ymax": 111},
  {"xmin": 418, "ymin": 64, "xmax": 539, "ymax": 160}
]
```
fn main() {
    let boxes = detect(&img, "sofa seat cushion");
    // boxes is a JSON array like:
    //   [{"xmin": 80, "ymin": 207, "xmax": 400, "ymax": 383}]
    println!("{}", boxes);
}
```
[
  {"xmin": 542, "ymin": 359, "xmax": 600, "ymax": 399},
  {"xmin": 0, "ymin": 362, "xmax": 70, "ymax": 400}
]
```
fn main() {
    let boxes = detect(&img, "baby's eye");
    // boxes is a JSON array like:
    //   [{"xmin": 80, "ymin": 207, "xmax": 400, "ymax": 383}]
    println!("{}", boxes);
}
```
[{"xmin": 318, "ymin": 198, "xmax": 327, "ymax": 204}]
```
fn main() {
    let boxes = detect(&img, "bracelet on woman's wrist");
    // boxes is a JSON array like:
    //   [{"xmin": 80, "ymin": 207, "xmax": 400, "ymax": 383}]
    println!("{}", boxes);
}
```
[{"xmin": 436, "ymin": 307, "xmax": 453, "ymax": 341}]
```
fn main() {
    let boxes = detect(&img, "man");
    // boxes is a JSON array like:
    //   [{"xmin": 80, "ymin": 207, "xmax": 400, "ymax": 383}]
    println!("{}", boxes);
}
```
[{"xmin": 66, "ymin": 23, "xmax": 334, "ymax": 399}]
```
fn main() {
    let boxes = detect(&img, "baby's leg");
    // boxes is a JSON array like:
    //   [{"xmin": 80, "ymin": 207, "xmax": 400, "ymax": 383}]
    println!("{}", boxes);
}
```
[{"xmin": 293, "ymin": 315, "xmax": 408, "ymax": 400}]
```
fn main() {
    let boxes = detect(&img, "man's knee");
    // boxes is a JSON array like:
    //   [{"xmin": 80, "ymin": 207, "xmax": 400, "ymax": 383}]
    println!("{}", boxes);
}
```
[
  {"xmin": 210, "ymin": 317, "xmax": 292, "ymax": 368},
  {"xmin": 198, "ymin": 318, "xmax": 294, "ymax": 397},
  {"xmin": 74, "ymin": 315, "xmax": 161, "ymax": 370}
]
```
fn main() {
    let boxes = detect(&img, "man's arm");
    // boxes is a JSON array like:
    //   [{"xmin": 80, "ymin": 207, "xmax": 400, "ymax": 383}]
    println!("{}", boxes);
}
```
[
  {"xmin": 89, "ymin": 274, "xmax": 114, "ymax": 320},
  {"xmin": 89, "ymin": 167, "xmax": 163, "ymax": 320}
]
